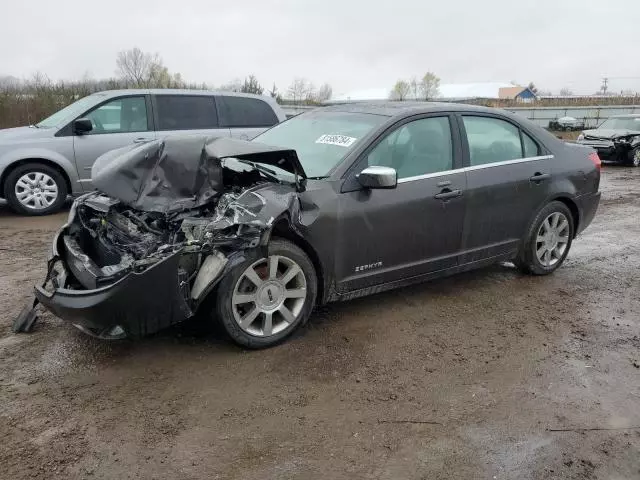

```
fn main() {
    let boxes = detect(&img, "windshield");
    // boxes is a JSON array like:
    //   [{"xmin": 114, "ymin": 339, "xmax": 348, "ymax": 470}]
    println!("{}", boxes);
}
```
[
  {"xmin": 253, "ymin": 110, "xmax": 387, "ymax": 177},
  {"xmin": 598, "ymin": 117, "xmax": 640, "ymax": 131},
  {"xmin": 36, "ymin": 95, "xmax": 103, "ymax": 128}
]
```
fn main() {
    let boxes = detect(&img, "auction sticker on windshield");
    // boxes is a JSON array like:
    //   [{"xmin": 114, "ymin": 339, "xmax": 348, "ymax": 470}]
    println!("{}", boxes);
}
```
[{"xmin": 315, "ymin": 134, "xmax": 358, "ymax": 147}]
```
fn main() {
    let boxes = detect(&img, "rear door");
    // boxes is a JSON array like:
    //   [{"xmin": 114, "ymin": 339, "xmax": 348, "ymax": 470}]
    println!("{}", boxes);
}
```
[
  {"xmin": 216, "ymin": 95, "xmax": 280, "ymax": 140},
  {"xmin": 457, "ymin": 114, "xmax": 555, "ymax": 263},
  {"xmin": 335, "ymin": 114, "xmax": 467, "ymax": 293},
  {"xmin": 72, "ymin": 95, "xmax": 155, "ymax": 187},
  {"xmin": 151, "ymin": 94, "xmax": 230, "ymax": 139}
]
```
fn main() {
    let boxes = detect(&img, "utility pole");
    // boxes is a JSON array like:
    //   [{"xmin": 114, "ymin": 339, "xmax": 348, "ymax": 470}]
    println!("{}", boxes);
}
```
[{"xmin": 601, "ymin": 77, "xmax": 609, "ymax": 95}]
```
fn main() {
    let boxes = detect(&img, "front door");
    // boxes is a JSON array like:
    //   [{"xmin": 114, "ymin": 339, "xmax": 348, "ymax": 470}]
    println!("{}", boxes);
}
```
[
  {"xmin": 457, "ymin": 114, "xmax": 556, "ymax": 263},
  {"xmin": 335, "ymin": 115, "xmax": 467, "ymax": 293},
  {"xmin": 72, "ymin": 95, "xmax": 155, "ymax": 188}
]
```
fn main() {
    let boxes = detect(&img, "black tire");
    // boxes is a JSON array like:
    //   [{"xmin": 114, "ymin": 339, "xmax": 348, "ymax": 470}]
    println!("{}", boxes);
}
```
[
  {"xmin": 4, "ymin": 162, "xmax": 68, "ymax": 215},
  {"xmin": 515, "ymin": 201, "xmax": 575, "ymax": 276},
  {"xmin": 214, "ymin": 238, "xmax": 317, "ymax": 349},
  {"xmin": 627, "ymin": 147, "xmax": 640, "ymax": 167}
]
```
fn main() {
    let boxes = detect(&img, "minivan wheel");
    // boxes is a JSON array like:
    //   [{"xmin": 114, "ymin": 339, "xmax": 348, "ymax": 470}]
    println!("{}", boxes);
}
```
[
  {"xmin": 4, "ymin": 163, "xmax": 68, "ymax": 215},
  {"xmin": 515, "ymin": 201, "xmax": 574, "ymax": 275},
  {"xmin": 215, "ymin": 238, "xmax": 317, "ymax": 348}
]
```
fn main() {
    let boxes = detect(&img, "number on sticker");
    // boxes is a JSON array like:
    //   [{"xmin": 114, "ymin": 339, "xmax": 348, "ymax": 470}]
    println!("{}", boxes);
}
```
[{"xmin": 315, "ymin": 134, "xmax": 357, "ymax": 147}]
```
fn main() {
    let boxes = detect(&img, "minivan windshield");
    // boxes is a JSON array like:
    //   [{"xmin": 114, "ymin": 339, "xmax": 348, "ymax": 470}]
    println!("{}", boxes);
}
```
[
  {"xmin": 253, "ymin": 110, "xmax": 387, "ymax": 178},
  {"xmin": 598, "ymin": 117, "xmax": 640, "ymax": 131},
  {"xmin": 36, "ymin": 95, "xmax": 103, "ymax": 128}
]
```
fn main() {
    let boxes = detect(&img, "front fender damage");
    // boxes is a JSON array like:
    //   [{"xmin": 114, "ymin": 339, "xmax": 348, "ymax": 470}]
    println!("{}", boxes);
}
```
[{"xmin": 15, "ymin": 136, "xmax": 303, "ymax": 338}]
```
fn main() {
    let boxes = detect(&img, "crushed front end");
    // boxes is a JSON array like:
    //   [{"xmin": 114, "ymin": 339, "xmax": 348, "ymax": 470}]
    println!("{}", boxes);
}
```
[{"xmin": 15, "ymin": 136, "xmax": 305, "ymax": 339}]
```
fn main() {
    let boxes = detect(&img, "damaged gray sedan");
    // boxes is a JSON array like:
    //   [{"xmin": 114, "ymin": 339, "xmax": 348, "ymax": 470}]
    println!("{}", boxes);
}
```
[{"xmin": 15, "ymin": 103, "xmax": 601, "ymax": 348}]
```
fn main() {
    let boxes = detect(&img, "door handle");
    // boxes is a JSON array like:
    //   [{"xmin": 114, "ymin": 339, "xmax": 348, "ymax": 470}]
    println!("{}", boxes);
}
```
[
  {"xmin": 133, "ymin": 137, "xmax": 151, "ymax": 144},
  {"xmin": 529, "ymin": 172, "xmax": 551, "ymax": 183},
  {"xmin": 434, "ymin": 188, "xmax": 462, "ymax": 200}
]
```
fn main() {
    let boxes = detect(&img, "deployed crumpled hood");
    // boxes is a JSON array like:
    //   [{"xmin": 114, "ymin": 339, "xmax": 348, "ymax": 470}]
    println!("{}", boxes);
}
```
[
  {"xmin": 92, "ymin": 135, "xmax": 306, "ymax": 213},
  {"xmin": 583, "ymin": 129, "xmax": 640, "ymax": 140}
]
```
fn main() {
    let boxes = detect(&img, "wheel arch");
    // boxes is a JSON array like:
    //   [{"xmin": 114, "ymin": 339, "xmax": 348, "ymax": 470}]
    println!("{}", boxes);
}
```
[
  {"xmin": 550, "ymin": 195, "xmax": 580, "ymax": 238},
  {"xmin": 269, "ymin": 218, "xmax": 326, "ymax": 305},
  {"xmin": 1, "ymin": 158, "xmax": 73, "ymax": 198}
]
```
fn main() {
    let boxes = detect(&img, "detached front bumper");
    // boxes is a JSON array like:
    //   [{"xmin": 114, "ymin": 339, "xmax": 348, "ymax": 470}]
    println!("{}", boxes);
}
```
[{"xmin": 35, "ymin": 245, "xmax": 192, "ymax": 339}]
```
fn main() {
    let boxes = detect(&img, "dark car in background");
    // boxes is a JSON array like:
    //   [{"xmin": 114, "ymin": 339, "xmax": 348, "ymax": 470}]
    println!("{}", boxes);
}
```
[
  {"xmin": 16, "ymin": 102, "xmax": 601, "ymax": 348},
  {"xmin": 576, "ymin": 114, "xmax": 640, "ymax": 167}
]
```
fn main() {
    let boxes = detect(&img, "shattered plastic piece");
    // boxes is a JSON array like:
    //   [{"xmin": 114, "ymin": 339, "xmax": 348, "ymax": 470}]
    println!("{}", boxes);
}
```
[{"xmin": 12, "ymin": 299, "xmax": 39, "ymax": 333}]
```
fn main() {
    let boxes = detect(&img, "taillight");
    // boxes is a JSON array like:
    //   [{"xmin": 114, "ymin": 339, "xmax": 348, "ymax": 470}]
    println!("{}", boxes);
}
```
[{"xmin": 588, "ymin": 151, "xmax": 601, "ymax": 170}]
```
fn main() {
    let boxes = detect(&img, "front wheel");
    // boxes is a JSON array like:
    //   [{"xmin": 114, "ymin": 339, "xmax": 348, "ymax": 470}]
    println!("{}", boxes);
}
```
[
  {"xmin": 4, "ymin": 163, "xmax": 68, "ymax": 215},
  {"xmin": 515, "ymin": 201, "xmax": 574, "ymax": 275},
  {"xmin": 214, "ymin": 238, "xmax": 317, "ymax": 348}
]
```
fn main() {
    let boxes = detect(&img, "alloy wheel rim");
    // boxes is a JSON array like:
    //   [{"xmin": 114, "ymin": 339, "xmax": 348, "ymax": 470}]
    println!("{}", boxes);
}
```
[
  {"xmin": 634, "ymin": 150, "xmax": 640, "ymax": 167},
  {"xmin": 536, "ymin": 212, "xmax": 570, "ymax": 267},
  {"xmin": 232, "ymin": 255, "xmax": 307, "ymax": 337},
  {"xmin": 14, "ymin": 172, "xmax": 58, "ymax": 210}
]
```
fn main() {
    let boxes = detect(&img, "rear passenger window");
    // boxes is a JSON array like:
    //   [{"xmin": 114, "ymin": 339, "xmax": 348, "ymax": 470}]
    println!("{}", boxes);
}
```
[
  {"xmin": 522, "ymin": 131, "xmax": 540, "ymax": 157},
  {"xmin": 155, "ymin": 95, "xmax": 218, "ymax": 131},
  {"xmin": 217, "ymin": 96, "xmax": 278, "ymax": 128},
  {"xmin": 462, "ymin": 116, "xmax": 523, "ymax": 166}
]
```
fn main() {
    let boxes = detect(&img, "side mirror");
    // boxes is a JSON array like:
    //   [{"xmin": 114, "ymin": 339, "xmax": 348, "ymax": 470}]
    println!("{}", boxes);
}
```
[
  {"xmin": 357, "ymin": 166, "xmax": 397, "ymax": 189},
  {"xmin": 73, "ymin": 118, "xmax": 93, "ymax": 135}
]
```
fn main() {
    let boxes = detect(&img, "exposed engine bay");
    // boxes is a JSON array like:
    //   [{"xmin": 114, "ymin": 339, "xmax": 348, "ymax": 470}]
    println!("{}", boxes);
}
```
[{"xmin": 14, "ymin": 135, "xmax": 306, "ymax": 338}]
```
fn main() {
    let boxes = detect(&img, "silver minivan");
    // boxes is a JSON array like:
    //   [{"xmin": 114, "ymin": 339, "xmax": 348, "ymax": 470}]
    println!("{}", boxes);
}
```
[{"xmin": 0, "ymin": 89, "xmax": 287, "ymax": 215}]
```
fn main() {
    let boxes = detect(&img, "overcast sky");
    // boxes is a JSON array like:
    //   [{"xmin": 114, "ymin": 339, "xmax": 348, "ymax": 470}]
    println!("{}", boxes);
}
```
[{"xmin": 2, "ymin": 0, "xmax": 639, "ymax": 95}]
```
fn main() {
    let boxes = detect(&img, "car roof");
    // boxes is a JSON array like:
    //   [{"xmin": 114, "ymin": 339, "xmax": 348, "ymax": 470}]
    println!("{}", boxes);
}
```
[
  {"xmin": 89, "ymin": 89, "xmax": 274, "ymax": 101},
  {"xmin": 320, "ymin": 101, "xmax": 514, "ymax": 118}
]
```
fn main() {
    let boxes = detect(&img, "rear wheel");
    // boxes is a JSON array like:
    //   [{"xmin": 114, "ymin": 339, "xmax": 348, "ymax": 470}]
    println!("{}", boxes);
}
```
[
  {"xmin": 515, "ymin": 201, "xmax": 574, "ymax": 275},
  {"xmin": 4, "ymin": 163, "xmax": 67, "ymax": 215},
  {"xmin": 215, "ymin": 238, "xmax": 317, "ymax": 348}
]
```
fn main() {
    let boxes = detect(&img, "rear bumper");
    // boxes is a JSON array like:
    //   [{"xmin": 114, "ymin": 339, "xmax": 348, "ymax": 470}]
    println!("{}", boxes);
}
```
[
  {"xmin": 35, "ymin": 250, "xmax": 192, "ymax": 339},
  {"xmin": 575, "ymin": 191, "xmax": 601, "ymax": 235}
]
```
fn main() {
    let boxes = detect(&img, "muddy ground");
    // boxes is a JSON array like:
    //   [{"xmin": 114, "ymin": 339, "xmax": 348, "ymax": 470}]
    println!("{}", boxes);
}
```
[{"xmin": 1, "ymin": 167, "xmax": 639, "ymax": 480}]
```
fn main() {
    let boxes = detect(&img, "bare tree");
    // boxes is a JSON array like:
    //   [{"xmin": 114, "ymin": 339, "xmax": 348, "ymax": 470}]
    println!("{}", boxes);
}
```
[
  {"xmin": 527, "ymin": 82, "xmax": 539, "ymax": 95},
  {"xmin": 116, "ymin": 47, "xmax": 161, "ymax": 87},
  {"xmin": 241, "ymin": 75, "xmax": 264, "ymax": 95},
  {"xmin": 305, "ymin": 82, "xmax": 317, "ymax": 102},
  {"xmin": 268, "ymin": 82, "xmax": 278, "ymax": 98},
  {"xmin": 410, "ymin": 77, "xmax": 419, "ymax": 100},
  {"xmin": 559, "ymin": 87, "xmax": 573, "ymax": 96},
  {"xmin": 390, "ymin": 80, "xmax": 410, "ymax": 101},
  {"xmin": 287, "ymin": 77, "xmax": 309, "ymax": 104},
  {"xmin": 317, "ymin": 83, "xmax": 333, "ymax": 102},
  {"xmin": 420, "ymin": 72, "xmax": 440, "ymax": 100}
]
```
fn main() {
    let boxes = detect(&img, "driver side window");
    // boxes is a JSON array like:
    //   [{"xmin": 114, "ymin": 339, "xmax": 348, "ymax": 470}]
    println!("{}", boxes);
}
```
[
  {"xmin": 366, "ymin": 116, "xmax": 453, "ymax": 180},
  {"xmin": 85, "ymin": 96, "xmax": 149, "ymax": 134}
]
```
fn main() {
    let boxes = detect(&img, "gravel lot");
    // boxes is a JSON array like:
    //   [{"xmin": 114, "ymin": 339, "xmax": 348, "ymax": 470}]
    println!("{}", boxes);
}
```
[{"xmin": 1, "ymin": 166, "xmax": 639, "ymax": 480}]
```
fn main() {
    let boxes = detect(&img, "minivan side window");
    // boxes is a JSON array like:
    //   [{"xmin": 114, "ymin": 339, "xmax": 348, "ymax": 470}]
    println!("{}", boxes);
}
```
[
  {"xmin": 85, "ymin": 96, "xmax": 148, "ymax": 134},
  {"xmin": 367, "ymin": 116, "xmax": 453, "ymax": 179},
  {"xmin": 155, "ymin": 95, "xmax": 218, "ymax": 131},
  {"xmin": 217, "ymin": 96, "xmax": 279, "ymax": 128},
  {"xmin": 462, "ymin": 116, "xmax": 539, "ymax": 166}
]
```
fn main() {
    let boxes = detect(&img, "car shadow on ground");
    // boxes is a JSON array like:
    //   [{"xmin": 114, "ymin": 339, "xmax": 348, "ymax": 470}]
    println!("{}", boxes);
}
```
[{"xmin": 38, "ymin": 261, "xmax": 522, "ymax": 364}]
